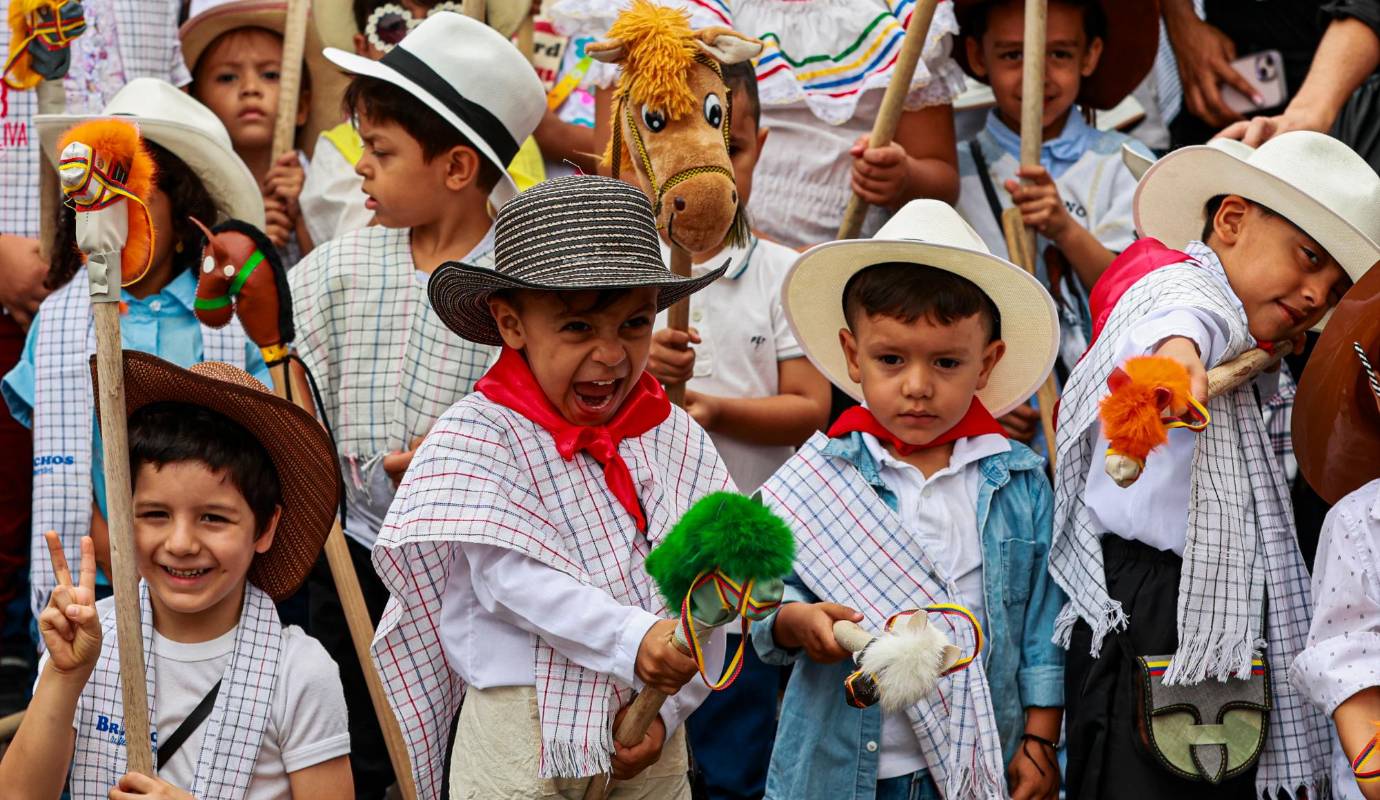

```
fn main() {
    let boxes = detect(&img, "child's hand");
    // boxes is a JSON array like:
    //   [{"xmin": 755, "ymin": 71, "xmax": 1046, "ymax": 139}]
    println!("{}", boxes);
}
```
[
  {"xmin": 382, "ymin": 434, "xmax": 427, "ymax": 488},
  {"xmin": 1004, "ymin": 166, "xmax": 1072, "ymax": 241},
  {"xmin": 634, "ymin": 618, "xmax": 699, "ymax": 695},
  {"xmin": 1007, "ymin": 737, "xmax": 1060, "ymax": 800},
  {"xmin": 263, "ymin": 151, "xmax": 306, "ymax": 221},
  {"xmin": 771, "ymin": 602, "xmax": 863, "ymax": 664},
  {"xmin": 109, "ymin": 771, "xmax": 197, "ymax": 799},
  {"xmin": 1153, "ymin": 336, "xmax": 1208, "ymax": 403},
  {"xmin": 647, "ymin": 327, "xmax": 699, "ymax": 386},
  {"xmin": 849, "ymin": 135, "xmax": 910, "ymax": 208},
  {"xmin": 999, "ymin": 403, "xmax": 1041, "ymax": 444},
  {"xmin": 38, "ymin": 532, "xmax": 101, "ymax": 677},
  {"xmin": 263, "ymin": 195, "xmax": 293, "ymax": 249},
  {"xmin": 609, "ymin": 704, "xmax": 667, "ymax": 780},
  {"xmin": 683, "ymin": 390, "xmax": 718, "ymax": 431}
]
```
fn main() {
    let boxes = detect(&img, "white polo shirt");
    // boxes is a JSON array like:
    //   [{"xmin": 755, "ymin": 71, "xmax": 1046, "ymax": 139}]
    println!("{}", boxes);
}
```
[{"xmin": 657, "ymin": 235, "xmax": 804, "ymax": 493}]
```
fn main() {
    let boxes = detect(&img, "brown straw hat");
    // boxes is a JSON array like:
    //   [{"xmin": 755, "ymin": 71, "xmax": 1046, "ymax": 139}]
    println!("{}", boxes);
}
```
[
  {"xmin": 91, "ymin": 351, "xmax": 340, "ymax": 600},
  {"xmin": 952, "ymin": 0, "xmax": 1159, "ymax": 111},
  {"xmin": 1293, "ymin": 264, "xmax": 1380, "ymax": 504}
]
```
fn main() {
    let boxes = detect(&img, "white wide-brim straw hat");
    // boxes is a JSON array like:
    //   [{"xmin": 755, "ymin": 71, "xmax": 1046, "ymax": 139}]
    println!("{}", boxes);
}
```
[
  {"xmin": 1121, "ymin": 137, "xmax": 1255, "ymax": 182},
  {"xmin": 323, "ymin": 11, "xmax": 545, "ymax": 210},
  {"xmin": 783, "ymin": 200, "xmax": 1059, "ymax": 417},
  {"xmin": 180, "ymin": 0, "xmax": 350, "ymax": 155},
  {"xmin": 36, "ymin": 77, "xmax": 265, "ymax": 228},
  {"xmin": 1134, "ymin": 130, "xmax": 1380, "ymax": 329}
]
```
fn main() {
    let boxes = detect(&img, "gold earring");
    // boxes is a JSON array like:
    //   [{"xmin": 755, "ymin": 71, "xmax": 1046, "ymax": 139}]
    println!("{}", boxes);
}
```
[{"xmin": 175, "ymin": 241, "xmax": 184, "ymax": 254}]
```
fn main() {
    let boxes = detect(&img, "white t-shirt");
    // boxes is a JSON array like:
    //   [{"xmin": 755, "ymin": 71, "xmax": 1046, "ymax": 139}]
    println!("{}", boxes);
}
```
[
  {"xmin": 300, "ymin": 131, "xmax": 372, "ymax": 247},
  {"xmin": 861, "ymin": 430, "xmax": 1010, "ymax": 780},
  {"xmin": 45, "ymin": 619, "xmax": 350, "ymax": 798},
  {"xmin": 656, "ymin": 236, "xmax": 804, "ymax": 493}
]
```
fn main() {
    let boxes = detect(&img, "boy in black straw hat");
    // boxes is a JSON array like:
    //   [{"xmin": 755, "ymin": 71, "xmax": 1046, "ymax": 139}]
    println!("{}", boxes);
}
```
[
  {"xmin": 0, "ymin": 352, "xmax": 350, "ymax": 800},
  {"xmin": 371, "ymin": 174, "xmax": 732, "ymax": 799},
  {"xmin": 286, "ymin": 11, "xmax": 545, "ymax": 796}
]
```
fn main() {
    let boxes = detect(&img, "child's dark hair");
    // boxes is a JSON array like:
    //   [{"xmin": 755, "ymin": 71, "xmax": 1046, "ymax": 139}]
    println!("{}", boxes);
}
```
[
  {"xmin": 343, "ymin": 75, "xmax": 502, "ymax": 192},
  {"xmin": 47, "ymin": 140, "xmax": 219, "ymax": 291},
  {"xmin": 843, "ymin": 263, "xmax": 1002, "ymax": 342},
  {"xmin": 960, "ymin": 0, "xmax": 1107, "ymax": 46},
  {"xmin": 495, "ymin": 287, "xmax": 641, "ymax": 316},
  {"xmin": 1200, "ymin": 194, "xmax": 1278, "ymax": 241},
  {"xmin": 723, "ymin": 61, "xmax": 760, "ymax": 129},
  {"xmin": 128, "ymin": 402, "xmax": 282, "ymax": 536}
]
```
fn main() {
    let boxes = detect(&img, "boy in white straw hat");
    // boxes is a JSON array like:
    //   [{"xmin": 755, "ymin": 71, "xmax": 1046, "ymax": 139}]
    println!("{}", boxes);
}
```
[
  {"xmin": 372, "ymin": 174, "xmax": 731, "ymax": 799},
  {"xmin": 0, "ymin": 351, "xmax": 350, "ymax": 799},
  {"xmin": 286, "ymin": 12, "xmax": 544, "ymax": 796},
  {"xmin": 1052, "ymin": 130, "xmax": 1380, "ymax": 800},
  {"xmin": 3, "ymin": 78, "xmax": 271, "ymax": 649},
  {"xmin": 750, "ymin": 199, "xmax": 1066, "ymax": 800}
]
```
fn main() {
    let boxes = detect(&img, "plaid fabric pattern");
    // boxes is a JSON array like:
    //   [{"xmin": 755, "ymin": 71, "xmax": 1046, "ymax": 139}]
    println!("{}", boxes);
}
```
[
  {"xmin": 1048, "ymin": 243, "xmax": 1330, "ymax": 797},
  {"xmin": 30, "ymin": 270, "xmax": 244, "ymax": 626},
  {"xmin": 760, "ymin": 435, "xmax": 1007, "ymax": 800},
  {"xmin": 0, "ymin": 0, "xmax": 187, "ymax": 238},
  {"xmin": 72, "ymin": 582, "xmax": 281, "ymax": 798},
  {"xmin": 1262, "ymin": 364, "xmax": 1298, "ymax": 482},
  {"xmin": 372, "ymin": 393, "xmax": 731, "ymax": 798},
  {"xmin": 289, "ymin": 226, "xmax": 496, "ymax": 544}
]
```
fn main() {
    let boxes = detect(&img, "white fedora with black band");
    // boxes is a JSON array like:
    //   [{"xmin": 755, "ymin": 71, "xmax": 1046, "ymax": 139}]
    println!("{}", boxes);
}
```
[
  {"xmin": 324, "ymin": 11, "xmax": 545, "ymax": 208},
  {"xmin": 783, "ymin": 200, "xmax": 1059, "ymax": 417},
  {"xmin": 1134, "ymin": 130, "xmax": 1380, "ymax": 329}
]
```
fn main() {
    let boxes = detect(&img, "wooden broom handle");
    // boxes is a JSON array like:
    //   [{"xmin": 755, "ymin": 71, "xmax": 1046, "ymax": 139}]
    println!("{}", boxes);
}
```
[
  {"xmin": 665, "ymin": 246, "xmax": 692, "ymax": 407},
  {"xmin": 271, "ymin": 0, "xmax": 310, "ymax": 161},
  {"xmin": 263, "ymin": 369, "xmax": 419, "ymax": 800},
  {"xmin": 836, "ymin": 0, "xmax": 941, "ymax": 240},
  {"xmin": 1206, "ymin": 342, "xmax": 1292, "ymax": 398},
  {"xmin": 36, "ymin": 81, "xmax": 66, "ymax": 263}
]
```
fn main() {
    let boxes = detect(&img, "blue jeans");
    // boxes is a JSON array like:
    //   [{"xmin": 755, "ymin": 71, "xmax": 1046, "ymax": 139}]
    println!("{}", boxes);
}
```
[
  {"xmin": 686, "ymin": 633, "xmax": 780, "ymax": 799},
  {"xmin": 875, "ymin": 771, "xmax": 941, "ymax": 800}
]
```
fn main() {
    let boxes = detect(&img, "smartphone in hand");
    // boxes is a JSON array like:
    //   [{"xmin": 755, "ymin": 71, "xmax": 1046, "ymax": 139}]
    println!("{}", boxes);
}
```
[{"xmin": 1221, "ymin": 49, "xmax": 1287, "ymax": 115}]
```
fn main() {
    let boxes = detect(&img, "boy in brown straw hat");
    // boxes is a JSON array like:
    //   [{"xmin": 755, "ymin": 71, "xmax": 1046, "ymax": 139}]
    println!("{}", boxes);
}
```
[
  {"xmin": 0, "ymin": 351, "xmax": 350, "ymax": 799},
  {"xmin": 372, "ymin": 174, "xmax": 731, "ymax": 799}
]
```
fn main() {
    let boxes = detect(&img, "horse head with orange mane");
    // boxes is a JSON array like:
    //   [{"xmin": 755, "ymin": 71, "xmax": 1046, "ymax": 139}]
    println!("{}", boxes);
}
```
[{"xmin": 589, "ymin": 0, "xmax": 761, "ymax": 254}]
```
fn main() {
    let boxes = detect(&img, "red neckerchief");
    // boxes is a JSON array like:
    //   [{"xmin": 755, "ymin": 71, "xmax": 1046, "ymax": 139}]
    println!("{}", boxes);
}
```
[
  {"xmin": 827, "ymin": 398, "xmax": 1006, "ymax": 455},
  {"xmin": 1087, "ymin": 238, "xmax": 1190, "ymax": 349},
  {"xmin": 477, "ymin": 347, "xmax": 670, "ymax": 532}
]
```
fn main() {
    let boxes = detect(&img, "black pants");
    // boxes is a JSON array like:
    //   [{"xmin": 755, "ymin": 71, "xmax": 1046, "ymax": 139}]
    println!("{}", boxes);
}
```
[
  {"xmin": 1064, "ymin": 537, "xmax": 1258, "ymax": 800},
  {"xmin": 308, "ymin": 536, "xmax": 395, "ymax": 799}
]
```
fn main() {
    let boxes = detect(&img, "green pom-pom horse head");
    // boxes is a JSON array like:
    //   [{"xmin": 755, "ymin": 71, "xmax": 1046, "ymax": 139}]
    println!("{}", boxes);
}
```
[{"xmin": 644, "ymin": 491, "xmax": 795, "ymax": 627}]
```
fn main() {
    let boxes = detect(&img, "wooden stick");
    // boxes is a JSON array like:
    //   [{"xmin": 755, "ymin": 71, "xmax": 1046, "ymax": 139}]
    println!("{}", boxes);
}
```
[
  {"xmin": 836, "ymin": 0, "xmax": 940, "ymax": 240},
  {"xmin": 1206, "ymin": 343, "xmax": 1291, "ymax": 398},
  {"xmin": 1000, "ymin": 0, "xmax": 1058, "ymax": 467},
  {"xmin": 36, "ymin": 81, "xmax": 66, "ymax": 263},
  {"xmin": 518, "ymin": 15, "xmax": 535, "ymax": 61},
  {"xmin": 665, "ymin": 246, "xmax": 692, "ymax": 407},
  {"xmin": 271, "ymin": 0, "xmax": 311, "ymax": 161},
  {"xmin": 262, "ymin": 371, "xmax": 418, "ymax": 800},
  {"xmin": 462, "ymin": 0, "xmax": 486, "ymax": 22},
  {"xmin": 92, "ymin": 299, "xmax": 154, "ymax": 776}
]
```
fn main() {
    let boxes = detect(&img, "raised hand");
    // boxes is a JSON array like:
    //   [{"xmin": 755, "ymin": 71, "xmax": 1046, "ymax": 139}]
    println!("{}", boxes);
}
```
[{"xmin": 38, "ymin": 531, "xmax": 102, "ymax": 677}]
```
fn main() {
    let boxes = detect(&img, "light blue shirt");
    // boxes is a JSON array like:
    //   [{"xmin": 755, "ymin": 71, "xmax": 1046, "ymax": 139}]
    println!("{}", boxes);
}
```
[
  {"xmin": 2, "ymin": 268, "xmax": 271, "ymax": 519},
  {"xmin": 983, "ymin": 108, "xmax": 1101, "ymax": 180}
]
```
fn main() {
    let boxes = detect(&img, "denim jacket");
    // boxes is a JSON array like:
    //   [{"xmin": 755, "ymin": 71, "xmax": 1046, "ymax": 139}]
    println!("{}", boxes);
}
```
[{"xmin": 751, "ymin": 433, "xmax": 1066, "ymax": 800}]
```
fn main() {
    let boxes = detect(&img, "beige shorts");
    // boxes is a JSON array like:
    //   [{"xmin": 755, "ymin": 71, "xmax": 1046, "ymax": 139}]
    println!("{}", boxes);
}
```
[{"xmin": 448, "ymin": 685, "xmax": 692, "ymax": 800}]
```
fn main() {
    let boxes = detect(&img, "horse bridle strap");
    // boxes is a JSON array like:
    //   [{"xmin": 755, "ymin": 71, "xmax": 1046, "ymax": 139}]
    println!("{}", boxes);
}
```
[{"xmin": 610, "ymin": 54, "xmax": 735, "ymax": 224}]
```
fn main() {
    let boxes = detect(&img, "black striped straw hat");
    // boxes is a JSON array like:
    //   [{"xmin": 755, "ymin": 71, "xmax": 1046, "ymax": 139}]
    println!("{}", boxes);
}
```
[{"xmin": 428, "ymin": 175, "xmax": 727, "ymax": 346}]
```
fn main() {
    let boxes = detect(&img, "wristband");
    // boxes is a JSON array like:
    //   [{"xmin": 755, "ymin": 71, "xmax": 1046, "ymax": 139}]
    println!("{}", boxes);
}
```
[{"xmin": 1353, "ymin": 732, "xmax": 1380, "ymax": 783}]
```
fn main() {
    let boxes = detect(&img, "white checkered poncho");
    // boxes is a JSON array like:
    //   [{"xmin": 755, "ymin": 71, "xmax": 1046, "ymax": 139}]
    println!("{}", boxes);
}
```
[
  {"xmin": 761, "ymin": 434, "xmax": 1007, "ymax": 800},
  {"xmin": 1048, "ymin": 246, "xmax": 1330, "ymax": 798},
  {"xmin": 29, "ymin": 270, "xmax": 246, "ymax": 626},
  {"xmin": 372, "ymin": 392, "xmax": 732, "ymax": 799},
  {"xmin": 289, "ymin": 226, "xmax": 497, "ymax": 546},
  {"xmin": 70, "ymin": 582, "xmax": 281, "ymax": 799}
]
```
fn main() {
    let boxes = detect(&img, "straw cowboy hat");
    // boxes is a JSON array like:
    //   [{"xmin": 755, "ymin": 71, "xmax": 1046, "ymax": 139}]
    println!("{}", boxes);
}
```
[
  {"xmin": 36, "ymin": 78, "xmax": 265, "ymax": 228},
  {"xmin": 91, "ymin": 351, "xmax": 341, "ymax": 601},
  {"xmin": 783, "ymin": 199, "xmax": 1059, "ymax": 417},
  {"xmin": 180, "ymin": 0, "xmax": 350, "ymax": 156},
  {"xmin": 429, "ymin": 175, "xmax": 726, "ymax": 346},
  {"xmin": 952, "ymin": 0, "xmax": 1160, "ymax": 110},
  {"xmin": 324, "ymin": 11, "xmax": 544, "ymax": 208},
  {"xmin": 317, "ymin": 0, "xmax": 532, "ymax": 50},
  {"xmin": 1120, "ymin": 137, "xmax": 1255, "ymax": 182},
  {"xmin": 1133, "ymin": 130, "xmax": 1380, "ymax": 329},
  {"xmin": 1292, "ymin": 265, "xmax": 1380, "ymax": 504}
]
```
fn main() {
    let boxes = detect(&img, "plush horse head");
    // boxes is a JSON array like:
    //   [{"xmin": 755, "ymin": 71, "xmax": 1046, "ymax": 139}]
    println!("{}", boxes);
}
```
[
  {"xmin": 191, "ymin": 217, "xmax": 294, "ymax": 355},
  {"xmin": 589, "ymin": 0, "xmax": 761, "ymax": 254}
]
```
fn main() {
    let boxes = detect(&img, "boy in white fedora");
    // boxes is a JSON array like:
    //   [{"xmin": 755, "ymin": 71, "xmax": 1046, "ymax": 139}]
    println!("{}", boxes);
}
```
[
  {"xmin": 1052, "ymin": 130, "xmax": 1380, "ymax": 800},
  {"xmin": 373, "ymin": 175, "xmax": 730, "ymax": 799},
  {"xmin": 286, "ymin": 12, "xmax": 545, "ymax": 796},
  {"xmin": 750, "ymin": 200, "xmax": 1067, "ymax": 800},
  {"xmin": 2, "ymin": 78, "xmax": 270, "ymax": 645},
  {"xmin": 0, "ymin": 351, "xmax": 350, "ymax": 800}
]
